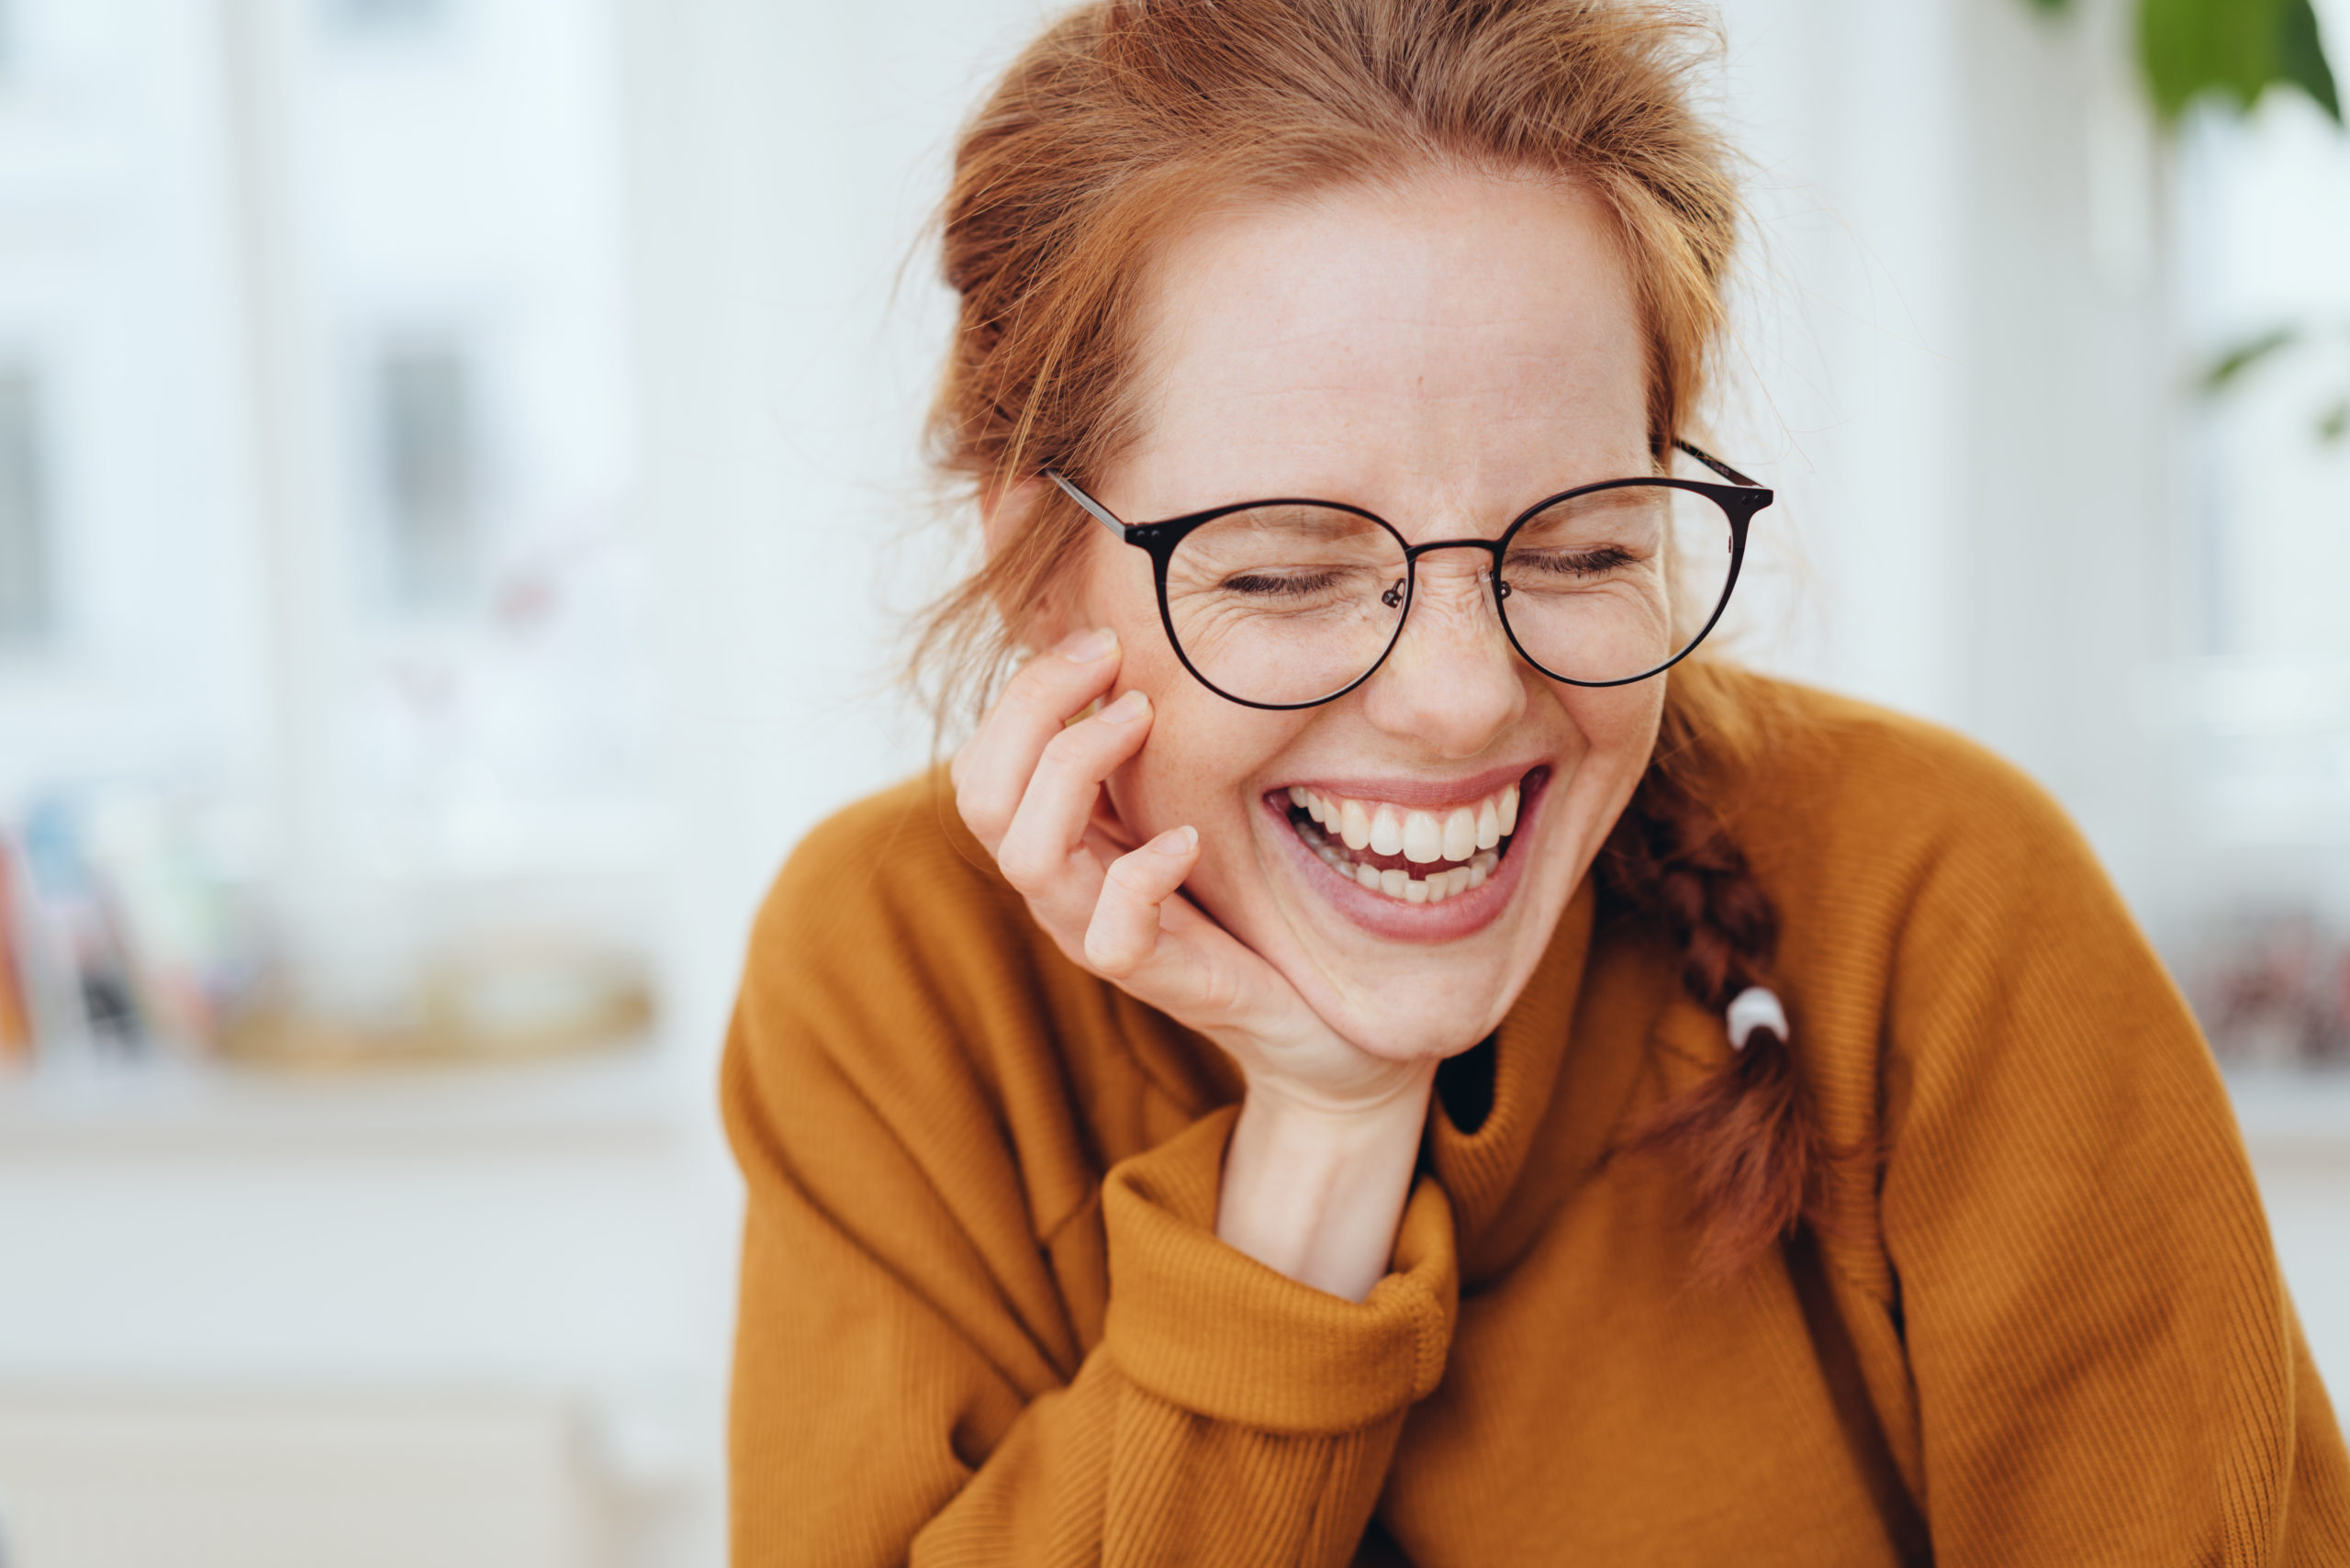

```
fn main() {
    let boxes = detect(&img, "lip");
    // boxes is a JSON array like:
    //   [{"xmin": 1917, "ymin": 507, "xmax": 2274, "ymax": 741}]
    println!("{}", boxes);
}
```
[
  {"xmin": 1268, "ymin": 762, "xmax": 1538, "ymax": 813},
  {"xmin": 1259, "ymin": 765, "xmax": 1551, "ymax": 945}
]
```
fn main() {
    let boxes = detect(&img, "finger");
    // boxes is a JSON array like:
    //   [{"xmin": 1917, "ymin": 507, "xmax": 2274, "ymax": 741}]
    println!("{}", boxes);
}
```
[
  {"xmin": 1083, "ymin": 826, "xmax": 1200, "ymax": 976},
  {"xmin": 952, "ymin": 627, "xmax": 1120, "ymax": 850},
  {"xmin": 993, "ymin": 689, "xmax": 1153, "ymax": 919}
]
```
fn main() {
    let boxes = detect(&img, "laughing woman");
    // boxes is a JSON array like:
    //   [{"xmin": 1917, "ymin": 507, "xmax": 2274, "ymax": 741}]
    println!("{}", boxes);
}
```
[{"xmin": 720, "ymin": 2, "xmax": 2350, "ymax": 1562}]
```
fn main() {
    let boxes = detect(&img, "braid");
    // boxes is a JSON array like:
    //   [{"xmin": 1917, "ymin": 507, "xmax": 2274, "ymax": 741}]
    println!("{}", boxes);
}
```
[{"xmin": 1598, "ymin": 718, "xmax": 1833, "ymax": 1283}]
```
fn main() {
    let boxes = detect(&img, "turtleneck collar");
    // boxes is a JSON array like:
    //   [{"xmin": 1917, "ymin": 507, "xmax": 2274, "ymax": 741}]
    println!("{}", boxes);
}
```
[{"xmin": 1427, "ymin": 876, "xmax": 1683, "ymax": 1282}]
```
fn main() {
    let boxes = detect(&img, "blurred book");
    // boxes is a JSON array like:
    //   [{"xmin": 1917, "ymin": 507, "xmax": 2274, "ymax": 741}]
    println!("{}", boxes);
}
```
[
  {"xmin": 0, "ymin": 790, "xmax": 252, "ymax": 1064},
  {"xmin": 1, "ymin": 790, "xmax": 655, "ymax": 1075},
  {"xmin": 12, "ymin": 799, "xmax": 144, "ymax": 1059},
  {"xmin": 0, "ymin": 835, "xmax": 34, "ymax": 1062}
]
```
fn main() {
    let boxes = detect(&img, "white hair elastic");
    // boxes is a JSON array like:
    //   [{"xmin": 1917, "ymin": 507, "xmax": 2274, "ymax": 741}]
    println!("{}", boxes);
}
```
[{"xmin": 1726, "ymin": 987, "xmax": 1788, "ymax": 1051}]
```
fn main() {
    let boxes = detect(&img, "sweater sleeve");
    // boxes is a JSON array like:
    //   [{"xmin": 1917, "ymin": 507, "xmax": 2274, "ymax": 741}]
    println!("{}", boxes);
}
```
[
  {"xmin": 1872, "ymin": 756, "xmax": 2350, "ymax": 1564},
  {"xmin": 721, "ymin": 819, "xmax": 1459, "ymax": 1568}
]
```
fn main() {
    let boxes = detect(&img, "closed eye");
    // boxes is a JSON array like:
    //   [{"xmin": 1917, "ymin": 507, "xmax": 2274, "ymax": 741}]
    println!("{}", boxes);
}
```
[
  {"xmin": 1221, "ymin": 569, "xmax": 1354, "ymax": 598},
  {"xmin": 1506, "ymin": 546, "xmax": 1638, "ymax": 578}
]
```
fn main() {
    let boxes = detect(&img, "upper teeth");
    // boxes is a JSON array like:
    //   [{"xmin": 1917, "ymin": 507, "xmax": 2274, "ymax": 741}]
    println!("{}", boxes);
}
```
[{"xmin": 1283, "ymin": 781, "xmax": 1520, "ymax": 864}]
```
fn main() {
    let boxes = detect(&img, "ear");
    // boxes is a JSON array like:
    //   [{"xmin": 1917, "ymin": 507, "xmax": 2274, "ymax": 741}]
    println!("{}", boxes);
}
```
[
  {"xmin": 979, "ymin": 475, "xmax": 1086, "ymax": 653},
  {"xmin": 979, "ymin": 475, "xmax": 1046, "ymax": 560}
]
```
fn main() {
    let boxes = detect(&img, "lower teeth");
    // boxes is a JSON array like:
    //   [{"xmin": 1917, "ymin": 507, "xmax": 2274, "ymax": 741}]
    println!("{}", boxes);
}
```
[{"xmin": 1296, "ymin": 820, "xmax": 1501, "ymax": 903}]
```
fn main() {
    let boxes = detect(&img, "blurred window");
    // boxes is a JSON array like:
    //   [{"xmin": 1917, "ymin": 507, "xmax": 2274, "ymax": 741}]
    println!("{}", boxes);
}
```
[
  {"xmin": 0, "ymin": 0, "xmax": 652, "ymax": 1062},
  {"xmin": 0, "ymin": 363, "xmax": 50, "ymax": 648},
  {"xmin": 329, "ymin": 0, "xmax": 445, "ymax": 33},
  {"xmin": 2178, "ymin": 55, "xmax": 2350, "ymax": 854},
  {"xmin": 375, "ymin": 342, "xmax": 479, "ymax": 612}
]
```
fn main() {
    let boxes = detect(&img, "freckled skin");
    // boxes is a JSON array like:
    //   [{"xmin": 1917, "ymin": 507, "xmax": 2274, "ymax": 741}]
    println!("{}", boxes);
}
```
[{"xmin": 1056, "ymin": 173, "xmax": 1663, "ymax": 1062}]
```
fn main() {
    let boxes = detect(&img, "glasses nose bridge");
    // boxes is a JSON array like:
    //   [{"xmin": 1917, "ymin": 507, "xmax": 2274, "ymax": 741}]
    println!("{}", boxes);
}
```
[
  {"xmin": 1390, "ymin": 536, "xmax": 1510, "ymax": 657},
  {"xmin": 1399, "ymin": 535, "xmax": 1505, "ymax": 607},
  {"xmin": 1402, "ymin": 535, "xmax": 1505, "ymax": 568}
]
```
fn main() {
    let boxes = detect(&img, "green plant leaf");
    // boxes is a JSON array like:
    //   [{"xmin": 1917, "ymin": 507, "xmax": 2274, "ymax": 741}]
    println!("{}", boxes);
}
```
[
  {"xmin": 2137, "ymin": 0, "xmax": 2344, "ymax": 124},
  {"xmin": 2026, "ymin": 0, "xmax": 2074, "ymax": 13},
  {"xmin": 2141, "ymin": 0, "xmax": 2268, "ymax": 119},
  {"xmin": 2201, "ymin": 324, "xmax": 2303, "ymax": 393},
  {"xmin": 2280, "ymin": 0, "xmax": 2344, "ymax": 123},
  {"xmin": 2318, "ymin": 396, "xmax": 2350, "ymax": 444}
]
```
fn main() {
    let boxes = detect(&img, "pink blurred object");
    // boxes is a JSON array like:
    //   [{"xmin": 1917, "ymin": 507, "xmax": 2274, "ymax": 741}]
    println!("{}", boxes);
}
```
[{"xmin": 2193, "ymin": 911, "xmax": 2350, "ymax": 1070}]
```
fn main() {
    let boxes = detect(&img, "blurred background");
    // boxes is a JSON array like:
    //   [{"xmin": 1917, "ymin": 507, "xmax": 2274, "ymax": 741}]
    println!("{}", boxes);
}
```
[{"xmin": 0, "ymin": 0, "xmax": 2344, "ymax": 1562}]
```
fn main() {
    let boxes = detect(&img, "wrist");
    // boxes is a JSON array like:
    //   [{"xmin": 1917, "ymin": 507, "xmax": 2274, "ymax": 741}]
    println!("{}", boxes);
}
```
[
  {"xmin": 1237, "ymin": 1062, "xmax": 1435, "ymax": 1146},
  {"xmin": 1216, "ymin": 1064, "xmax": 1436, "ymax": 1302}
]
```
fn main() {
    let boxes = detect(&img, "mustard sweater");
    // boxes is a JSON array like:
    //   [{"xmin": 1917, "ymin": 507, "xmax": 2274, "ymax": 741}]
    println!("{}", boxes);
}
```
[{"xmin": 721, "ymin": 678, "xmax": 2350, "ymax": 1565}]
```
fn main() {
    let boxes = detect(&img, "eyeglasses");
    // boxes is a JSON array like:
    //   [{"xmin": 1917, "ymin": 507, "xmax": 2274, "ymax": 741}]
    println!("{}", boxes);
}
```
[{"xmin": 1045, "ymin": 439, "xmax": 1773, "ymax": 711}]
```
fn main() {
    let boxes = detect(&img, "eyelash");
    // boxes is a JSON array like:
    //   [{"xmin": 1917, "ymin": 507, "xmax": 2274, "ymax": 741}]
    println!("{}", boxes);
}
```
[
  {"xmin": 1505, "ymin": 546, "xmax": 1637, "ymax": 577},
  {"xmin": 1218, "ymin": 547, "xmax": 1637, "ymax": 598},
  {"xmin": 1222, "ymin": 570, "xmax": 1353, "ymax": 598}
]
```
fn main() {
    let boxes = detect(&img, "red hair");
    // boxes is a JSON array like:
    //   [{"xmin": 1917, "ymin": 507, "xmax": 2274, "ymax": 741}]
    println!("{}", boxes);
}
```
[{"xmin": 916, "ymin": 0, "xmax": 1839, "ymax": 1279}]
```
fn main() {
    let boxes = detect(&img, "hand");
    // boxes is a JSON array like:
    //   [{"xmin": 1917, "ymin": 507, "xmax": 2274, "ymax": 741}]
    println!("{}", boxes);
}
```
[
  {"xmin": 952, "ymin": 629, "xmax": 1425, "ymax": 1114},
  {"xmin": 953, "ymin": 629, "xmax": 1434, "ymax": 1301}
]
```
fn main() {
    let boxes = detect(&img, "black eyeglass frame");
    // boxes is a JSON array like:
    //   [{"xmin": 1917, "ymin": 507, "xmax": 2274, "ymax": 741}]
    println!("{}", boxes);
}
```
[{"xmin": 1044, "ymin": 438, "xmax": 1774, "ymax": 711}]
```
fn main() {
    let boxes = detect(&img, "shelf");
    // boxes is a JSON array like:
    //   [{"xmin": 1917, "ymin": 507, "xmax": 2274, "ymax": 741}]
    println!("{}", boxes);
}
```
[
  {"xmin": 6, "ymin": 1051, "xmax": 2333, "ymax": 1167},
  {"xmin": 0, "ymin": 1040, "xmax": 698, "ymax": 1158}
]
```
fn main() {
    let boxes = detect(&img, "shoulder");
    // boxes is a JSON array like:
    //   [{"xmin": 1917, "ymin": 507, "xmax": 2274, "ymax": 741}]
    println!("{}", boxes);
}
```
[
  {"xmin": 749, "ymin": 767, "xmax": 1024, "ymax": 972},
  {"xmin": 738, "ymin": 767, "xmax": 1057, "ymax": 1058},
  {"xmin": 1690, "ymin": 667, "xmax": 2096, "ymax": 911},
  {"xmin": 1693, "ymin": 670, "xmax": 2216, "ymax": 1169},
  {"xmin": 725, "ymin": 768, "xmax": 1219, "ymax": 1238},
  {"xmin": 723, "ymin": 770, "xmax": 1076, "ymax": 1207}
]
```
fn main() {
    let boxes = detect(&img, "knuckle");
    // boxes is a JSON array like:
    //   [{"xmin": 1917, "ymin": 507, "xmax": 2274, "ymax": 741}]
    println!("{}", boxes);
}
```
[
  {"xmin": 1100, "ymin": 852, "xmax": 1150, "ymax": 896},
  {"xmin": 994, "ymin": 836, "xmax": 1048, "ymax": 891},
  {"xmin": 1203, "ymin": 971, "xmax": 1243, "ymax": 1014},
  {"xmin": 1003, "ymin": 660, "xmax": 1079, "ymax": 714},
  {"xmin": 1034, "ymin": 720, "xmax": 1095, "ymax": 767},
  {"xmin": 1082, "ymin": 924, "xmax": 1141, "ymax": 977},
  {"xmin": 995, "ymin": 823, "xmax": 1079, "ymax": 897},
  {"xmin": 954, "ymin": 785, "xmax": 1009, "ymax": 845},
  {"xmin": 1036, "ymin": 720, "xmax": 1123, "ymax": 783}
]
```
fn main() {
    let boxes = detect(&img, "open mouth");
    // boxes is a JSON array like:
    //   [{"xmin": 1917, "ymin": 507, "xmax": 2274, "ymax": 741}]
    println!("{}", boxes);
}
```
[{"xmin": 1273, "ymin": 768, "xmax": 1543, "ymax": 905}]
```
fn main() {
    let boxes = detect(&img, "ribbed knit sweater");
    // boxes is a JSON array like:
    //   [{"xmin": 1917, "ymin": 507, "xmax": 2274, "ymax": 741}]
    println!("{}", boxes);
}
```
[{"xmin": 721, "ymin": 678, "xmax": 2350, "ymax": 1565}]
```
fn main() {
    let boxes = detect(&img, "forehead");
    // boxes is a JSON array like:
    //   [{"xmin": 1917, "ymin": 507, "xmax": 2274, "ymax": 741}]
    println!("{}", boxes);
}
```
[{"xmin": 1117, "ymin": 169, "xmax": 1649, "ymax": 527}]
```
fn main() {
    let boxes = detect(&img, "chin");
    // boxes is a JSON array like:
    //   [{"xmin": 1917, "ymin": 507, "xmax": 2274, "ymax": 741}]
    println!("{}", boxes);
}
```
[{"xmin": 1326, "ymin": 1004, "xmax": 1500, "ymax": 1063}]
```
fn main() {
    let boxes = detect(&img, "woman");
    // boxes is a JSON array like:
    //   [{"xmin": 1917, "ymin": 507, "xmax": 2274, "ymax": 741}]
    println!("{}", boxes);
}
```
[{"xmin": 722, "ymin": 1, "xmax": 2350, "ymax": 1561}]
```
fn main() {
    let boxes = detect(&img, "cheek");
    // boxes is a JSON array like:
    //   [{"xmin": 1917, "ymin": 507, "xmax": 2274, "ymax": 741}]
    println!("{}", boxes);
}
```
[
  {"xmin": 1073, "ymin": 548, "xmax": 1192, "ymax": 714},
  {"xmin": 1082, "ymin": 571, "xmax": 1266, "ymax": 835},
  {"xmin": 1547, "ymin": 680, "xmax": 1664, "ymax": 825},
  {"xmin": 1565, "ymin": 681, "xmax": 1664, "ymax": 757}
]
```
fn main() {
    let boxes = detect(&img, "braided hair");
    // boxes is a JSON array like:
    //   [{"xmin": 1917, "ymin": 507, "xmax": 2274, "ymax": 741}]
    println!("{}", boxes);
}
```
[{"xmin": 1598, "ymin": 672, "xmax": 1841, "ymax": 1281}]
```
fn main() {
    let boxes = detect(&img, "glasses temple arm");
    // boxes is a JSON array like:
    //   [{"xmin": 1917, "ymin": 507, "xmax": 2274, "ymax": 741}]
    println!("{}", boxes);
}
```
[
  {"xmin": 1671, "ymin": 438, "xmax": 1762, "ymax": 489},
  {"xmin": 1045, "ymin": 470, "xmax": 1127, "ymax": 537}
]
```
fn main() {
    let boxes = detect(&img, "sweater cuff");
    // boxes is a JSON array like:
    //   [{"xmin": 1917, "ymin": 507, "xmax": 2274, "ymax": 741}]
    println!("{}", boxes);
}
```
[{"xmin": 1101, "ymin": 1104, "xmax": 1459, "ymax": 1435}]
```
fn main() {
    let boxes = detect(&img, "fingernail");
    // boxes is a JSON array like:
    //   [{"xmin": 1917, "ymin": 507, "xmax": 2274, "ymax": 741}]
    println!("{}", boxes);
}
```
[
  {"xmin": 1098, "ymin": 689, "xmax": 1149, "ymax": 723},
  {"xmin": 1151, "ymin": 825, "xmax": 1197, "ymax": 856},
  {"xmin": 1056, "ymin": 627, "xmax": 1116, "ymax": 663}
]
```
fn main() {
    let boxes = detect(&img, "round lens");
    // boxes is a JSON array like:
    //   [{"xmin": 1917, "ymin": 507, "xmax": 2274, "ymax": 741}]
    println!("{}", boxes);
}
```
[
  {"xmin": 1495, "ymin": 482, "xmax": 1736, "ymax": 685},
  {"xmin": 1161, "ymin": 504, "xmax": 1409, "ymax": 707}
]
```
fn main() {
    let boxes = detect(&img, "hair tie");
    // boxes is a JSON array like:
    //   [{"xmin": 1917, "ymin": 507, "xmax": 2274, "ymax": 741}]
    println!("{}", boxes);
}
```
[{"xmin": 1726, "ymin": 987, "xmax": 1787, "ymax": 1051}]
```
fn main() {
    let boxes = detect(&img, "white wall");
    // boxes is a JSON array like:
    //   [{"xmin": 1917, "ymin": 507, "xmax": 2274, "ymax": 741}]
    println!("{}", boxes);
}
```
[
  {"xmin": 617, "ymin": 0, "xmax": 1047, "ymax": 1089},
  {"xmin": 1, "ymin": 2, "xmax": 2343, "ymax": 1565}
]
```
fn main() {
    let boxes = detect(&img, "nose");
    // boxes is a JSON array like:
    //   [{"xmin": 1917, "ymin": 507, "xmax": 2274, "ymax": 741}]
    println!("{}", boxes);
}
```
[{"xmin": 1358, "ymin": 545, "xmax": 1526, "ymax": 757}]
